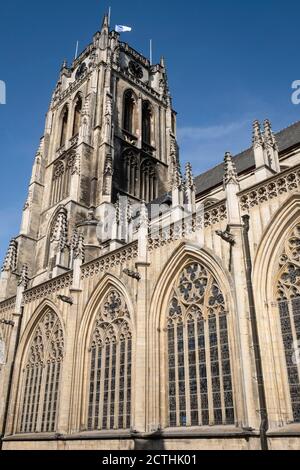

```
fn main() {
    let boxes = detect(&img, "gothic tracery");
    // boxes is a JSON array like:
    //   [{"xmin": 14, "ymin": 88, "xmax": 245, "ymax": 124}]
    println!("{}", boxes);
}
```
[
  {"xmin": 87, "ymin": 289, "xmax": 132, "ymax": 431},
  {"xmin": 19, "ymin": 308, "xmax": 64, "ymax": 433},
  {"xmin": 276, "ymin": 224, "xmax": 300, "ymax": 422},
  {"xmin": 167, "ymin": 263, "xmax": 234, "ymax": 427}
]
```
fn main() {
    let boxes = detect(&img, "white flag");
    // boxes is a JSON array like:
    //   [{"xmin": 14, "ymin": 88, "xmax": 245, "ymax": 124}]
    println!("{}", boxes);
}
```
[{"xmin": 115, "ymin": 25, "xmax": 132, "ymax": 33}]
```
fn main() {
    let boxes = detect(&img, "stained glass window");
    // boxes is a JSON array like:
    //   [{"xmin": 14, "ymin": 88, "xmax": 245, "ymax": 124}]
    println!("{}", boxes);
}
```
[
  {"xmin": 276, "ymin": 224, "xmax": 300, "ymax": 422},
  {"xmin": 19, "ymin": 308, "xmax": 64, "ymax": 433},
  {"xmin": 87, "ymin": 290, "xmax": 132, "ymax": 431},
  {"xmin": 167, "ymin": 262, "xmax": 234, "ymax": 427}
]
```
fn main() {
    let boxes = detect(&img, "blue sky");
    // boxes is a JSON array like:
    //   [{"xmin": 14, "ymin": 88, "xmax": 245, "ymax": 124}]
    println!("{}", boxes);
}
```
[{"xmin": 1, "ymin": 0, "xmax": 300, "ymax": 264}]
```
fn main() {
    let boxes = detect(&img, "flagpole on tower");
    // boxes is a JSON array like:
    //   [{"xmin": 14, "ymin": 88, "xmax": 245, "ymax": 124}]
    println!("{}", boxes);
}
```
[
  {"xmin": 74, "ymin": 40, "xmax": 79, "ymax": 60},
  {"xmin": 150, "ymin": 39, "xmax": 153, "ymax": 66},
  {"xmin": 108, "ymin": 6, "xmax": 111, "ymax": 28}
]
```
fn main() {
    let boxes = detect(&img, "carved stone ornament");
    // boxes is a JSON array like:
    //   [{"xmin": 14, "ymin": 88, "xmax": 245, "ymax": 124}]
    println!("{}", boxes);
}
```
[
  {"xmin": 75, "ymin": 62, "xmax": 87, "ymax": 81},
  {"xmin": 277, "ymin": 224, "xmax": 300, "ymax": 300}
]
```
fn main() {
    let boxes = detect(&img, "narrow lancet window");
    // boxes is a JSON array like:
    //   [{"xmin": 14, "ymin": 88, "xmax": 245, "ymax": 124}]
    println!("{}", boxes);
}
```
[
  {"xmin": 72, "ymin": 96, "xmax": 82, "ymax": 136},
  {"xmin": 60, "ymin": 107, "xmax": 69, "ymax": 147}
]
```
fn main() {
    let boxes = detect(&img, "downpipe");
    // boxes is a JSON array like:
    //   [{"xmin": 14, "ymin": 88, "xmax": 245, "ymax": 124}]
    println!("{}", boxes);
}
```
[{"xmin": 242, "ymin": 215, "xmax": 269, "ymax": 451}]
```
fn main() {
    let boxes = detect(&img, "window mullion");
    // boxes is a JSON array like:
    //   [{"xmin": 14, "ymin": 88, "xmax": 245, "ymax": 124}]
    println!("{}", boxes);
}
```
[
  {"xmin": 123, "ymin": 338, "xmax": 128, "ymax": 429},
  {"xmin": 49, "ymin": 360, "xmax": 58, "ymax": 431},
  {"xmin": 91, "ymin": 347, "xmax": 97, "ymax": 429},
  {"xmin": 31, "ymin": 363, "xmax": 40, "ymax": 432},
  {"xmin": 94, "ymin": 346, "xmax": 102, "ymax": 430},
  {"xmin": 36, "ymin": 364, "xmax": 46, "ymax": 433},
  {"xmin": 114, "ymin": 341, "xmax": 121, "ymax": 429},
  {"xmin": 174, "ymin": 324, "xmax": 180, "ymax": 427},
  {"xmin": 205, "ymin": 319, "xmax": 214, "ymax": 425},
  {"xmin": 21, "ymin": 368, "xmax": 29, "ymax": 432},
  {"xmin": 107, "ymin": 341, "xmax": 113, "ymax": 430},
  {"xmin": 194, "ymin": 319, "xmax": 202, "ymax": 426},
  {"xmin": 183, "ymin": 321, "xmax": 191, "ymax": 427},
  {"xmin": 216, "ymin": 314, "xmax": 226, "ymax": 424},
  {"xmin": 98, "ymin": 345, "xmax": 106, "ymax": 430},
  {"xmin": 290, "ymin": 301, "xmax": 300, "ymax": 382}
]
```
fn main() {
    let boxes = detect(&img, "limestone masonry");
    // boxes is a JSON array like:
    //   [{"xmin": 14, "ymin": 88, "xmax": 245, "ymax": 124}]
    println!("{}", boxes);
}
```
[{"xmin": 0, "ymin": 15, "xmax": 300, "ymax": 450}]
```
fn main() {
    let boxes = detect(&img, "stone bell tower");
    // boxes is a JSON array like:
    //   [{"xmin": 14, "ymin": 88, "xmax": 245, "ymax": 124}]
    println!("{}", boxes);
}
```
[{"xmin": 0, "ymin": 14, "xmax": 177, "ymax": 299}]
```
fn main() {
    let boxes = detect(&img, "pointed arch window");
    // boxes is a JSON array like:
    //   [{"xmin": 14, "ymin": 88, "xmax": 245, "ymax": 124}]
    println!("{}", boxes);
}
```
[
  {"xmin": 123, "ymin": 90, "xmax": 135, "ymax": 134},
  {"xmin": 72, "ymin": 95, "xmax": 82, "ymax": 136},
  {"xmin": 142, "ymin": 101, "xmax": 152, "ymax": 145},
  {"xmin": 19, "ymin": 308, "xmax": 64, "ymax": 433},
  {"xmin": 166, "ymin": 263, "xmax": 234, "ymax": 427},
  {"xmin": 87, "ymin": 290, "xmax": 132, "ymax": 431},
  {"xmin": 276, "ymin": 224, "xmax": 300, "ymax": 422},
  {"xmin": 50, "ymin": 153, "xmax": 76, "ymax": 206},
  {"xmin": 124, "ymin": 152, "xmax": 138, "ymax": 198},
  {"xmin": 60, "ymin": 106, "xmax": 69, "ymax": 148}
]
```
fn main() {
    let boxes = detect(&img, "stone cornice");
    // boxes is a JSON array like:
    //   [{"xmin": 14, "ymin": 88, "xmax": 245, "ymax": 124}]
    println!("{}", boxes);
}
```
[
  {"xmin": 239, "ymin": 163, "xmax": 300, "ymax": 212},
  {"xmin": 51, "ymin": 70, "xmax": 92, "ymax": 111},
  {"xmin": 113, "ymin": 66, "xmax": 168, "ymax": 106},
  {"xmin": 119, "ymin": 42, "xmax": 151, "ymax": 68},
  {"xmin": 81, "ymin": 242, "xmax": 138, "ymax": 279},
  {"xmin": 23, "ymin": 272, "xmax": 73, "ymax": 304},
  {"xmin": 148, "ymin": 201, "xmax": 227, "ymax": 252},
  {"xmin": 0, "ymin": 296, "xmax": 16, "ymax": 313}
]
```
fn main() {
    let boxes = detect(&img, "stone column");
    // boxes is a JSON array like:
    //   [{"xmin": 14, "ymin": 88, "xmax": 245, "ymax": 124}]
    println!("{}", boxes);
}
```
[
  {"xmin": 0, "ymin": 239, "xmax": 18, "ymax": 302},
  {"xmin": 0, "ymin": 265, "xmax": 28, "ymax": 437},
  {"xmin": 184, "ymin": 162, "xmax": 196, "ymax": 213},
  {"xmin": 223, "ymin": 152, "xmax": 259, "ymax": 429},
  {"xmin": 132, "ymin": 203, "xmax": 149, "ymax": 432},
  {"xmin": 57, "ymin": 289, "xmax": 81, "ymax": 435},
  {"xmin": 0, "ymin": 312, "xmax": 22, "ymax": 437}
]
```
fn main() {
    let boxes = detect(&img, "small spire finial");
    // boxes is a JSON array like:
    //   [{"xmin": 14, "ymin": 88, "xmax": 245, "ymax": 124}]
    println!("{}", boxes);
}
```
[
  {"xmin": 139, "ymin": 201, "xmax": 149, "ymax": 228},
  {"xmin": 2, "ymin": 238, "xmax": 18, "ymax": 273},
  {"xmin": 185, "ymin": 162, "xmax": 195, "ymax": 190},
  {"xmin": 18, "ymin": 264, "xmax": 29, "ymax": 289},
  {"xmin": 74, "ymin": 232, "xmax": 85, "ymax": 262},
  {"xmin": 224, "ymin": 152, "xmax": 238, "ymax": 186},
  {"xmin": 172, "ymin": 158, "xmax": 183, "ymax": 191},
  {"xmin": 115, "ymin": 195, "xmax": 121, "ymax": 224},
  {"xmin": 263, "ymin": 119, "xmax": 278, "ymax": 149},
  {"xmin": 252, "ymin": 120, "xmax": 264, "ymax": 148}
]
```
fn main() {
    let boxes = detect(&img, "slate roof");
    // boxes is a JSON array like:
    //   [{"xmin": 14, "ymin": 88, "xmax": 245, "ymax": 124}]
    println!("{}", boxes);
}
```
[
  {"xmin": 194, "ymin": 120, "xmax": 300, "ymax": 196},
  {"xmin": 149, "ymin": 120, "xmax": 300, "ymax": 209}
]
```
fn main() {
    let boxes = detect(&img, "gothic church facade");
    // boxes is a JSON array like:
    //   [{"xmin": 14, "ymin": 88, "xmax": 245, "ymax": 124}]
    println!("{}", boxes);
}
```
[{"xmin": 0, "ymin": 16, "xmax": 300, "ymax": 450}]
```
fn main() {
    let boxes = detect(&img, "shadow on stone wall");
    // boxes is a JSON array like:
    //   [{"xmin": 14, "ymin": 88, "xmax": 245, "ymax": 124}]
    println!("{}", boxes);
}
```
[{"xmin": 134, "ymin": 434, "xmax": 165, "ymax": 450}]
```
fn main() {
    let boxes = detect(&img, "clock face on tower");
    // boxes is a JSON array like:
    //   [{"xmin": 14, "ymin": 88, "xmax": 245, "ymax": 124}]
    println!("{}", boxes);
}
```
[{"xmin": 128, "ymin": 60, "xmax": 143, "ymax": 80}]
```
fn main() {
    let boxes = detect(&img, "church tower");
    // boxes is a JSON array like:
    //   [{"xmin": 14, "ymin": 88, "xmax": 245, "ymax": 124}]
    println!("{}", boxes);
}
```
[{"xmin": 0, "ymin": 15, "xmax": 176, "ymax": 295}]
